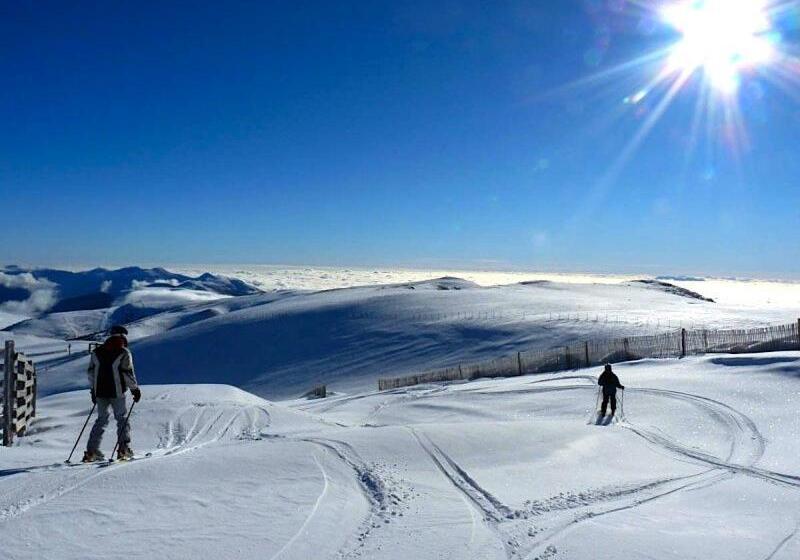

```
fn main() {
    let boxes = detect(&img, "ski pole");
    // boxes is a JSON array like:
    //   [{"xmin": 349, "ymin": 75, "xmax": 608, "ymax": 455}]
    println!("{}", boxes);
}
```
[
  {"xmin": 589, "ymin": 387, "xmax": 601, "ymax": 423},
  {"xmin": 66, "ymin": 402, "xmax": 96, "ymax": 464},
  {"xmin": 110, "ymin": 400, "xmax": 136, "ymax": 462},
  {"xmin": 594, "ymin": 387, "xmax": 602, "ymax": 412}
]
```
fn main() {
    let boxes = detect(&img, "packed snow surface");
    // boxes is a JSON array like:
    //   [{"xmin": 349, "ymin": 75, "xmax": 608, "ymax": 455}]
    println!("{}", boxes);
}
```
[{"xmin": 1, "ymin": 354, "xmax": 799, "ymax": 559}]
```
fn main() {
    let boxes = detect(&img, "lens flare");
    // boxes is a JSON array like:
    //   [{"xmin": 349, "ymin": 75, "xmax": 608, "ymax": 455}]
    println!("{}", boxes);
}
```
[
  {"xmin": 555, "ymin": 0, "xmax": 799, "ymax": 175},
  {"xmin": 661, "ymin": 0, "xmax": 777, "ymax": 93},
  {"xmin": 552, "ymin": 0, "xmax": 799, "ymax": 226}
]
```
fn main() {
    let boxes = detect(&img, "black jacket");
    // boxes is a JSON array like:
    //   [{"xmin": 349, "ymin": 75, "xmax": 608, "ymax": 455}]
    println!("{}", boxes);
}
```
[
  {"xmin": 87, "ymin": 336, "xmax": 138, "ymax": 399},
  {"xmin": 598, "ymin": 370, "xmax": 624, "ymax": 395}
]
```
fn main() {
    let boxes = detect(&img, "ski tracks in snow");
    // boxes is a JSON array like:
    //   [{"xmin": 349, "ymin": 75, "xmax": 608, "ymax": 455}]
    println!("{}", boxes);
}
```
[
  {"xmin": 763, "ymin": 521, "xmax": 800, "ymax": 560},
  {"xmin": 268, "ymin": 452, "xmax": 331, "ymax": 560},
  {"xmin": 521, "ymin": 383, "xmax": 799, "ymax": 558},
  {"xmin": 293, "ymin": 435, "xmax": 399, "ymax": 557},
  {"xmin": 410, "ymin": 427, "xmax": 518, "ymax": 557},
  {"xmin": 408, "ymin": 425, "xmax": 730, "ymax": 560},
  {"xmin": 410, "ymin": 428, "xmax": 512, "ymax": 523},
  {"xmin": 0, "ymin": 403, "xmax": 271, "ymax": 524},
  {"xmin": 392, "ymin": 376, "xmax": 800, "ymax": 560},
  {"xmin": 619, "ymin": 388, "xmax": 800, "ymax": 488}
]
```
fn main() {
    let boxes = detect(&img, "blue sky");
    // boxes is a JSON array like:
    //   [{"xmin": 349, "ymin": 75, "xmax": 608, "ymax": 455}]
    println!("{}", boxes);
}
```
[{"xmin": 3, "ymin": 1, "xmax": 800, "ymax": 277}]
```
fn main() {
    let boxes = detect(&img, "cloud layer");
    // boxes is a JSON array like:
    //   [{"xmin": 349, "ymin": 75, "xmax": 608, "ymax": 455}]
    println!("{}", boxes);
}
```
[{"xmin": 0, "ymin": 272, "xmax": 58, "ymax": 315}]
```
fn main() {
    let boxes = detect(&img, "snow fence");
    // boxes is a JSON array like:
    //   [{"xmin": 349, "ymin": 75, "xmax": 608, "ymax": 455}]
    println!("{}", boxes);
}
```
[{"xmin": 377, "ymin": 320, "xmax": 800, "ymax": 390}]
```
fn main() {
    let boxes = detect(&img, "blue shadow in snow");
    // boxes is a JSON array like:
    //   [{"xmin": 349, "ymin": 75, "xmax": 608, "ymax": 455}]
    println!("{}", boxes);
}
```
[{"xmin": 710, "ymin": 356, "xmax": 799, "ymax": 367}]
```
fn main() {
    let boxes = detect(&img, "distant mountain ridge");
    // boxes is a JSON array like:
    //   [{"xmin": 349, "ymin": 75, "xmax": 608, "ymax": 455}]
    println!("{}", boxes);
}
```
[{"xmin": 0, "ymin": 265, "xmax": 261, "ymax": 317}]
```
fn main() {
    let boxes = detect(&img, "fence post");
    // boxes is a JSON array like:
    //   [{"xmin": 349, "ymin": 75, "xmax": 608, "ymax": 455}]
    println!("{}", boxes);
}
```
[
  {"xmin": 3, "ymin": 340, "xmax": 15, "ymax": 447},
  {"xmin": 797, "ymin": 319, "xmax": 800, "ymax": 350},
  {"xmin": 584, "ymin": 341, "xmax": 590, "ymax": 367},
  {"xmin": 32, "ymin": 372, "xmax": 37, "ymax": 418},
  {"xmin": 680, "ymin": 328, "xmax": 687, "ymax": 358},
  {"xmin": 305, "ymin": 384, "xmax": 326, "ymax": 399},
  {"xmin": 564, "ymin": 346, "xmax": 570, "ymax": 370},
  {"xmin": 516, "ymin": 352, "xmax": 522, "ymax": 376}
]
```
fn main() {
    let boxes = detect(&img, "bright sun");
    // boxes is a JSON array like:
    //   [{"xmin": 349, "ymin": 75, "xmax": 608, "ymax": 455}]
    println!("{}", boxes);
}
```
[
  {"xmin": 559, "ymin": 0, "xmax": 796, "ymax": 178},
  {"xmin": 661, "ymin": 0, "xmax": 777, "ymax": 93}
]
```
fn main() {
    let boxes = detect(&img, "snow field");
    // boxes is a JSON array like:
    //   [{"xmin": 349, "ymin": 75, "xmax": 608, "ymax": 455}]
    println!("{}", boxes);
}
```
[
  {"xmin": 2, "ymin": 352, "xmax": 798, "ymax": 559},
  {"xmin": 34, "ymin": 278, "xmax": 800, "ymax": 399}
]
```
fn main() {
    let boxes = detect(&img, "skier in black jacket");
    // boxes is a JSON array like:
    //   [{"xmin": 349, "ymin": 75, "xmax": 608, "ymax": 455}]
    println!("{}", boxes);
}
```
[{"xmin": 598, "ymin": 364, "xmax": 624, "ymax": 417}]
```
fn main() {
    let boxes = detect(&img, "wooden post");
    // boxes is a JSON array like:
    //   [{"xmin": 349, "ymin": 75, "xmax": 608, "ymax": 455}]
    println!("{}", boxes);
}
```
[
  {"xmin": 584, "ymin": 341, "xmax": 590, "ymax": 367},
  {"xmin": 680, "ymin": 328, "xmax": 687, "ymax": 358},
  {"xmin": 516, "ymin": 352, "xmax": 522, "ymax": 376},
  {"xmin": 3, "ymin": 340, "xmax": 15, "ymax": 446}
]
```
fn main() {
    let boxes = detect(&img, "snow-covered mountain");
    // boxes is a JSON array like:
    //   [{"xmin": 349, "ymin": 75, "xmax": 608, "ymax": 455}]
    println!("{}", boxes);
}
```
[
  {"xmin": 31, "ymin": 276, "xmax": 800, "ymax": 399},
  {"xmin": 0, "ymin": 266, "xmax": 261, "ymax": 339},
  {"xmin": 0, "ymin": 266, "xmax": 259, "ymax": 315}
]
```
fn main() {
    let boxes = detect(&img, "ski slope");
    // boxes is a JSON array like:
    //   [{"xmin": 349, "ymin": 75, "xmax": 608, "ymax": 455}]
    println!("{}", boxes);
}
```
[{"xmin": 2, "ymin": 353, "xmax": 799, "ymax": 559}]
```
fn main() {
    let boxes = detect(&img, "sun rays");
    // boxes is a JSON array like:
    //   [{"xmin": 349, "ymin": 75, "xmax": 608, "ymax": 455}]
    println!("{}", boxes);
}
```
[{"xmin": 564, "ymin": 0, "xmax": 800, "ymax": 185}]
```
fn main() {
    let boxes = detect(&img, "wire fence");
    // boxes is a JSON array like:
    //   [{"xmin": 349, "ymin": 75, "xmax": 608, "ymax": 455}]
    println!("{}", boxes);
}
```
[{"xmin": 377, "ymin": 319, "xmax": 800, "ymax": 391}]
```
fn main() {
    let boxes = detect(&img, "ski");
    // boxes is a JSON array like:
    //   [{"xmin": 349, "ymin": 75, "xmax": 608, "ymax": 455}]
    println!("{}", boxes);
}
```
[
  {"xmin": 108, "ymin": 452, "xmax": 152, "ymax": 464},
  {"xmin": 61, "ymin": 451, "xmax": 154, "ymax": 468}
]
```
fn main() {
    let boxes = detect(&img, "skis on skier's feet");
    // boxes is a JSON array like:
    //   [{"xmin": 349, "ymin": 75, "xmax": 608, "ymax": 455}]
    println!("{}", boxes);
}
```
[
  {"xmin": 592, "ymin": 412, "xmax": 615, "ymax": 426},
  {"xmin": 64, "ymin": 451, "xmax": 153, "ymax": 467},
  {"xmin": 108, "ymin": 451, "xmax": 152, "ymax": 464}
]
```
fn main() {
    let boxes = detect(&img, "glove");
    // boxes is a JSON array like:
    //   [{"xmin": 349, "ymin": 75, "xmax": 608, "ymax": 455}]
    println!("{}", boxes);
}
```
[
  {"xmin": 131, "ymin": 388, "xmax": 142, "ymax": 403},
  {"xmin": 90, "ymin": 390, "xmax": 96, "ymax": 404},
  {"xmin": 621, "ymin": 385, "xmax": 626, "ymax": 390}
]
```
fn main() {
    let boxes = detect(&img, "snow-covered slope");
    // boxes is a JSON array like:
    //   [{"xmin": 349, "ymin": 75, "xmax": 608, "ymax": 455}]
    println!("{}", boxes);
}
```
[
  {"xmin": 34, "ymin": 277, "xmax": 800, "ymax": 399},
  {"xmin": 2, "ymin": 353, "xmax": 799, "ymax": 559}
]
